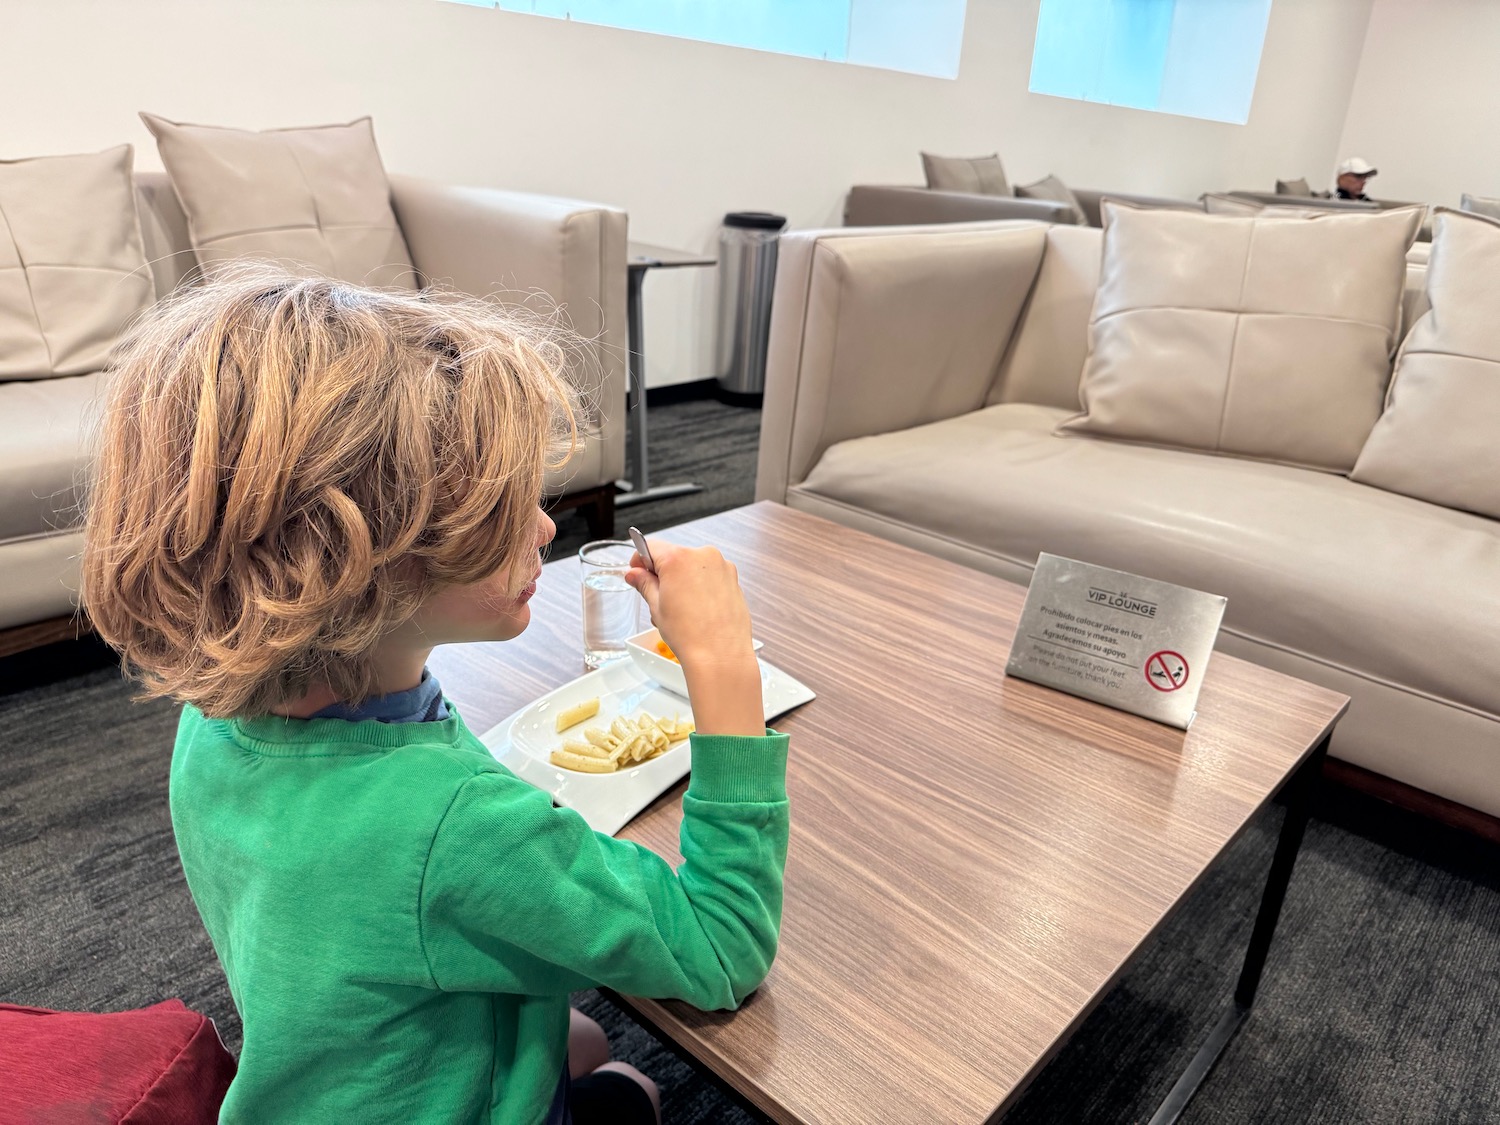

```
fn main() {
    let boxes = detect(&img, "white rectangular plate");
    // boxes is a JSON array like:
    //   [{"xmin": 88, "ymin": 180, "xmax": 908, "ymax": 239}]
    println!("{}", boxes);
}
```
[{"xmin": 479, "ymin": 657, "xmax": 814, "ymax": 836}]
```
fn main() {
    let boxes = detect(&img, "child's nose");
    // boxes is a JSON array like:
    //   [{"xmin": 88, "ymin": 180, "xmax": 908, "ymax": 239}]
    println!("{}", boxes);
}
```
[{"xmin": 536, "ymin": 509, "xmax": 557, "ymax": 548}]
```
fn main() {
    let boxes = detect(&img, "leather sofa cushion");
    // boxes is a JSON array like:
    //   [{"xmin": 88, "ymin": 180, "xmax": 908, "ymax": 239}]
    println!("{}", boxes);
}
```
[
  {"xmin": 0, "ymin": 146, "xmax": 154, "ymax": 381},
  {"xmin": 1353, "ymin": 209, "xmax": 1500, "ymax": 519},
  {"xmin": 1061, "ymin": 200, "xmax": 1423, "ymax": 472},
  {"xmin": 142, "ymin": 113, "xmax": 415, "ymax": 288},
  {"xmin": 0, "ymin": 373, "xmax": 103, "ymax": 544},
  {"xmin": 797, "ymin": 403, "xmax": 1500, "ymax": 722},
  {"xmin": 921, "ymin": 152, "xmax": 1008, "ymax": 196}
]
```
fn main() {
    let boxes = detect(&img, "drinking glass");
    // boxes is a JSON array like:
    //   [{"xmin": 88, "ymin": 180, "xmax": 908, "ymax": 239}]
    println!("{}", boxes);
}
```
[{"xmin": 579, "ymin": 540, "xmax": 642, "ymax": 669}]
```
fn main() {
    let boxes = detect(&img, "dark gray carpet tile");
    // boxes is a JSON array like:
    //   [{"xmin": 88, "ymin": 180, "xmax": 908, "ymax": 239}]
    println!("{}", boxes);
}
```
[{"xmin": 0, "ymin": 668, "xmax": 240, "ymax": 1050}]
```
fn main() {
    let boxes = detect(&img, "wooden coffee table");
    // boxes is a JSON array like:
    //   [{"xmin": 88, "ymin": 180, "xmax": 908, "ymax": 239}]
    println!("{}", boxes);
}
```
[{"xmin": 428, "ymin": 502, "xmax": 1348, "ymax": 1124}]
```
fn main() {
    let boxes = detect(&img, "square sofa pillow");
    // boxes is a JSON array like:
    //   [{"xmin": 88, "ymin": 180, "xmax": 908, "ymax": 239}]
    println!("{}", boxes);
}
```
[
  {"xmin": 921, "ymin": 152, "xmax": 1009, "ymax": 196},
  {"xmin": 142, "ymin": 113, "xmax": 415, "ymax": 288},
  {"xmin": 1351, "ymin": 209, "xmax": 1500, "ymax": 519},
  {"xmin": 1015, "ymin": 174, "xmax": 1083, "ymax": 221},
  {"xmin": 0, "ymin": 145, "xmax": 155, "ymax": 380},
  {"xmin": 1276, "ymin": 177, "xmax": 1312, "ymax": 196},
  {"xmin": 1059, "ymin": 200, "xmax": 1424, "ymax": 471}
]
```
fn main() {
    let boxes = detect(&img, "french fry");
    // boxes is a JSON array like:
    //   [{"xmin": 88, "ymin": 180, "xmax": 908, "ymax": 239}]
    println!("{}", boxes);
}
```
[{"xmin": 549, "ymin": 749, "xmax": 617, "ymax": 774}]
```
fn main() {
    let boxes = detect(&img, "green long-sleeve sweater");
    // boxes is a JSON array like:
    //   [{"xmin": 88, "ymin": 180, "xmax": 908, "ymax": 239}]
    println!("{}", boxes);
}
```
[{"xmin": 170, "ymin": 704, "xmax": 790, "ymax": 1124}]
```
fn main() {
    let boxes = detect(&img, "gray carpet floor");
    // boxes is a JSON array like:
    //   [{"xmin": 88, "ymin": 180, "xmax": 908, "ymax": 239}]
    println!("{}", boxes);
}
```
[{"xmin": 4, "ymin": 394, "xmax": 1498, "ymax": 1123}]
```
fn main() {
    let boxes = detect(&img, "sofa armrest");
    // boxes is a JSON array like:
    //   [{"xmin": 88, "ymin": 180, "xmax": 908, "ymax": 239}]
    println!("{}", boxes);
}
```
[
  {"xmin": 388, "ymin": 174, "xmax": 629, "ymax": 491},
  {"xmin": 844, "ymin": 185, "xmax": 1076, "ymax": 227},
  {"xmin": 756, "ymin": 222, "xmax": 1048, "ymax": 503}
]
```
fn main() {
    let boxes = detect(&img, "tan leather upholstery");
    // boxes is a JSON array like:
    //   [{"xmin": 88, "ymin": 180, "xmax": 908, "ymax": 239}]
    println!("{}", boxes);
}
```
[
  {"xmin": 0, "ymin": 531, "xmax": 83, "ymax": 632},
  {"xmin": 0, "ymin": 147, "xmax": 154, "ymax": 380},
  {"xmin": 1354, "ymin": 209, "xmax": 1500, "ymax": 519},
  {"xmin": 1061, "ymin": 201, "xmax": 1423, "ymax": 471},
  {"xmin": 1228, "ymin": 190, "xmax": 1434, "ymax": 241},
  {"xmin": 0, "ymin": 172, "xmax": 628, "ymax": 634},
  {"xmin": 844, "ymin": 185, "xmax": 1073, "ymax": 227},
  {"xmin": 390, "ymin": 175, "xmax": 628, "ymax": 494},
  {"xmin": 921, "ymin": 153, "xmax": 1008, "ymax": 195},
  {"xmin": 989, "ymin": 224, "xmax": 1100, "ymax": 411},
  {"xmin": 758, "ymin": 218, "xmax": 1498, "ymax": 816},
  {"xmin": 0, "ymin": 373, "xmax": 103, "ymax": 546},
  {"xmin": 756, "ymin": 222, "xmax": 1048, "ymax": 504},
  {"xmin": 1069, "ymin": 188, "xmax": 1201, "ymax": 228},
  {"xmin": 1461, "ymin": 193, "xmax": 1500, "ymax": 220},
  {"xmin": 1014, "ymin": 174, "xmax": 1084, "ymax": 222},
  {"xmin": 1201, "ymin": 193, "xmax": 1331, "ymax": 219},
  {"xmin": 142, "ymin": 114, "xmax": 416, "ymax": 288}
]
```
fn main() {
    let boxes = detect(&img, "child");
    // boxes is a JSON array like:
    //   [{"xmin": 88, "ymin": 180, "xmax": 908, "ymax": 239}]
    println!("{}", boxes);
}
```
[{"xmin": 80, "ymin": 267, "xmax": 789, "ymax": 1124}]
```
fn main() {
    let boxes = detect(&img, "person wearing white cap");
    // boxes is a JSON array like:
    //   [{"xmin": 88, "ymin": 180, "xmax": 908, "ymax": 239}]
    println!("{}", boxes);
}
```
[{"xmin": 1336, "ymin": 157, "xmax": 1378, "ymax": 201}]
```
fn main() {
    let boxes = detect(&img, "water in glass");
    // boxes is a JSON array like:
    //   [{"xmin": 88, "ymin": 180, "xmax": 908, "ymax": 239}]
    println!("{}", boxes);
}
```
[{"xmin": 582, "ymin": 570, "xmax": 638, "ymax": 669}]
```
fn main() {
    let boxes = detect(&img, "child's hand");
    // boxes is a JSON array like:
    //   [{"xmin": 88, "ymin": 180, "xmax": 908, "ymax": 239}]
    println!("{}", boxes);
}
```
[{"xmin": 625, "ymin": 541, "xmax": 763, "ymax": 737}]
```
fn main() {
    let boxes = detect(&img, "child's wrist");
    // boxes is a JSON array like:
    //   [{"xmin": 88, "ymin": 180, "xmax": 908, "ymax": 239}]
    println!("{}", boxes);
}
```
[{"xmin": 683, "ymin": 653, "xmax": 764, "ymax": 737}]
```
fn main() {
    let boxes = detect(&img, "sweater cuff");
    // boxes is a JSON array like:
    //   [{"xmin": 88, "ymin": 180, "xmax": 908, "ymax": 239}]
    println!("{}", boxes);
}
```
[{"xmin": 687, "ymin": 730, "xmax": 789, "ymax": 804}]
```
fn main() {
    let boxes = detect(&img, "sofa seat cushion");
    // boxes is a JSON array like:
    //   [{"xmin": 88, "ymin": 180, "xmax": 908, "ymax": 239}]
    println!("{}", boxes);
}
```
[
  {"xmin": 797, "ymin": 402, "xmax": 1500, "ymax": 721},
  {"xmin": 0, "ymin": 372, "xmax": 104, "ymax": 545}
]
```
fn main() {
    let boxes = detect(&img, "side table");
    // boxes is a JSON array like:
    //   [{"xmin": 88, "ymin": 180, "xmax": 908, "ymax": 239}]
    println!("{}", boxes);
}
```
[{"xmin": 616, "ymin": 243, "xmax": 716, "ymax": 508}]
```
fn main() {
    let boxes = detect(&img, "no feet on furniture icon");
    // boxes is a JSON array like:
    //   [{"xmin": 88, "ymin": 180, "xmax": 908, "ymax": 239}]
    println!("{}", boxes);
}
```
[{"xmin": 1145, "ymin": 650, "xmax": 1189, "ymax": 692}]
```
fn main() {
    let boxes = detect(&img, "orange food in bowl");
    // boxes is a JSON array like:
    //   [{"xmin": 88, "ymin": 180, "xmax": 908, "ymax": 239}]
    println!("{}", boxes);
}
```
[{"xmin": 655, "ymin": 639, "xmax": 680, "ymax": 664}]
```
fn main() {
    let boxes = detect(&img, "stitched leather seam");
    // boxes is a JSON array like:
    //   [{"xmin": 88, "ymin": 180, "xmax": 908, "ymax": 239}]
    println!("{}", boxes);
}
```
[
  {"xmin": 0, "ymin": 197, "xmax": 55, "ymax": 372},
  {"xmin": 1092, "ymin": 305, "xmax": 1396, "ymax": 333},
  {"xmin": 1215, "ymin": 232, "xmax": 1256, "ymax": 448}
]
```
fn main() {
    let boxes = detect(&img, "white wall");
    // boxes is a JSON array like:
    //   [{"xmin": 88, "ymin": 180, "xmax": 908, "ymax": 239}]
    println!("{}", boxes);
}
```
[
  {"xmin": 3, "ymin": 0, "xmax": 1373, "ymax": 387},
  {"xmin": 1338, "ymin": 0, "xmax": 1500, "ymax": 207}
]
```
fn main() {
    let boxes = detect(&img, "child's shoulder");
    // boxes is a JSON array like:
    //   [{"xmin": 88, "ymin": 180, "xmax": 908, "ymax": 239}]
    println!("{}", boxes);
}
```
[{"xmin": 173, "ymin": 704, "xmax": 515, "ymax": 790}]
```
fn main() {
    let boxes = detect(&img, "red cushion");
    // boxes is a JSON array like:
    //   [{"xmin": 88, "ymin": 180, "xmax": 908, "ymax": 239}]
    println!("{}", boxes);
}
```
[{"xmin": 0, "ymin": 1000, "xmax": 235, "ymax": 1124}]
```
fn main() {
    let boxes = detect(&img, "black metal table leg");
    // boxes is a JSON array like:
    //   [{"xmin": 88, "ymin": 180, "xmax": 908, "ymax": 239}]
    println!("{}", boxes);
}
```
[{"xmin": 1147, "ymin": 733, "xmax": 1330, "ymax": 1125}]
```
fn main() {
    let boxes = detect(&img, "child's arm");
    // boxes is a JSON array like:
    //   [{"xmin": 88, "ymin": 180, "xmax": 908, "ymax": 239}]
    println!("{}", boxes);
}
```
[
  {"xmin": 420, "ymin": 542, "xmax": 788, "ymax": 1008},
  {"xmin": 418, "ymin": 731, "xmax": 787, "ymax": 1008}
]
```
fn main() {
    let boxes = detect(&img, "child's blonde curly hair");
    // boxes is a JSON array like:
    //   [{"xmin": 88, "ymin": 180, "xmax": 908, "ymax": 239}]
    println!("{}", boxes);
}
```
[{"xmin": 81, "ymin": 265, "xmax": 577, "ymax": 718}]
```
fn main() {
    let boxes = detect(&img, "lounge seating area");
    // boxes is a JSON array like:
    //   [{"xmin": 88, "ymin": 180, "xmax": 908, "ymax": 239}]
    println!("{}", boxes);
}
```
[{"xmin": 4, "ymin": 2, "xmax": 1498, "ymax": 1123}]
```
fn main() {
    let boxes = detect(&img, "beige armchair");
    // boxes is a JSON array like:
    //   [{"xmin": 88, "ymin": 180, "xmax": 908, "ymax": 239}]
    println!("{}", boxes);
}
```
[{"xmin": 0, "ymin": 172, "xmax": 627, "ymax": 656}]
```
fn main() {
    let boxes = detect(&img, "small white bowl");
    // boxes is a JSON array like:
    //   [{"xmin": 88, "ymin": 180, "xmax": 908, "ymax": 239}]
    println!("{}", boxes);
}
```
[{"xmin": 626, "ymin": 628, "xmax": 762, "ymax": 698}]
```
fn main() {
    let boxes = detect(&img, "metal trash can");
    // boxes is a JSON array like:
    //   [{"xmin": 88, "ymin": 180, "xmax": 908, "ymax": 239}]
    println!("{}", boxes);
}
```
[{"xmin": 714, "ymin": 211, "xmax": 787, "ymax": 399}]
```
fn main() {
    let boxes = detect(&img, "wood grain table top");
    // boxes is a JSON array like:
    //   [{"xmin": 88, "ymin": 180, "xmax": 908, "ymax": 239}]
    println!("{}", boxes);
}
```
[{"xmin": 428, "ymin": 502, "xmax": 1349, "ymax": 1125}]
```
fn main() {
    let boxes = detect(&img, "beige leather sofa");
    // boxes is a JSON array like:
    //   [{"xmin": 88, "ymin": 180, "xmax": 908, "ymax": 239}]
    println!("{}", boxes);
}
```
[
  {"xmin": 844, "ymin": 185, "xmax": 1194, "ymax": 228},
  {"xmin": 0, "ymin": 172, "xmax": 626, "ymax": 645},
  {"xmin": 756, "ymin": 219, "xmax": 1500, "ymax": 819}
]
